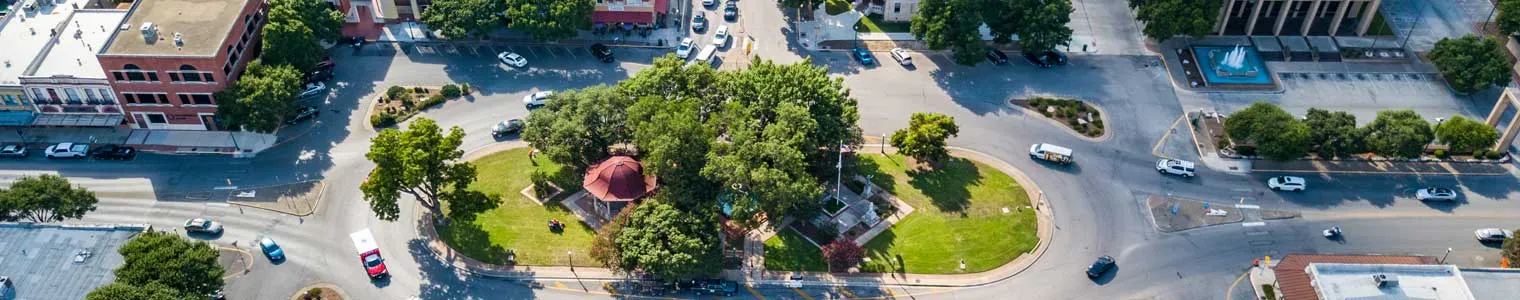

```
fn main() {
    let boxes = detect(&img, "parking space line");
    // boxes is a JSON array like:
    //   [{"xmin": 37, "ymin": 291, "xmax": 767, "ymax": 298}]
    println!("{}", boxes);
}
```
[
  {"xmin": 790, "ymin": 287, "xmax": 814, "ymax": 300},
  {"xmin": 743, "ymin": 285, "xmax": 767, "ymax": 300},
  {"xmin": 566, "ymin": 47, "xmax": 579, "ymax": 57},
  {"xmin": 542, "ymin": 46, "xmax": 558, "ymax": 57},
  {"xmin": 525, "ymin": 46, "xmax": 539, "ymax": 57}
]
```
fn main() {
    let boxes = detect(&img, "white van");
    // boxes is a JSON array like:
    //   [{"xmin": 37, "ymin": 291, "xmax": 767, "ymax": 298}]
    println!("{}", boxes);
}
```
[
  {"xmin": 692, "ymin": 45, "xmax": 719, "ymax": 67},
  {"xmin": 1029, "ymin": 143, "xmax": 1073, "ymax": 165}
]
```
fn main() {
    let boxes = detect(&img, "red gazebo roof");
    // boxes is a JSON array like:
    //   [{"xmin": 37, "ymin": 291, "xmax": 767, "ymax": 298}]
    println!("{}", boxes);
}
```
[{"xmin": 582, "ymin": 156, "xmax": 657, "ymax": 202}]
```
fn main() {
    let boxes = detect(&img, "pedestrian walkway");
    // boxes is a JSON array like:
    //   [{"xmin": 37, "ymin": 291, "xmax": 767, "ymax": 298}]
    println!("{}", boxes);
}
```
[{"xmin": 0, "ymin": 127, "xmax": 276, "ymax": 157}]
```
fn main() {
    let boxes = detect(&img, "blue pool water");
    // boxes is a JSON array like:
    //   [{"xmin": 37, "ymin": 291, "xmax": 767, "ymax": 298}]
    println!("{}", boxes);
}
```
[{"xmin": 1192, "ymin": 46, "xmax": 1273, "ymax": 86}]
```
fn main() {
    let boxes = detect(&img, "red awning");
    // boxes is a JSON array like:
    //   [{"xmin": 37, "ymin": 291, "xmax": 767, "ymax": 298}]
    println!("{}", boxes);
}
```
[{"xmin": 593, "ymin": 11, "xmax": 655, "ymax": 24}]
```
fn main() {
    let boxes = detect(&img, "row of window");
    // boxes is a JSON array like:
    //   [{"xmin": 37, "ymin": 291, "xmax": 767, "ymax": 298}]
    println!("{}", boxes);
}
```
[
  {"xmin": 121, "ymin": 92, "xmax": 216, "ymax": 105},
  {"xmin": 29, "ymin": 87, "xmax": 116, "ymax": 105},
  {"xmin": 111, "ymin": 65, "xmax": 218, "ymax": 84}
]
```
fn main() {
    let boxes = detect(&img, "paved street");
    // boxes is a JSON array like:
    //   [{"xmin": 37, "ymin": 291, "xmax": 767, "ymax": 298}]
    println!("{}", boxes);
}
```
[{"xmin": 9, "ymin": 3, "xmax": 1520, "ymax": 299}]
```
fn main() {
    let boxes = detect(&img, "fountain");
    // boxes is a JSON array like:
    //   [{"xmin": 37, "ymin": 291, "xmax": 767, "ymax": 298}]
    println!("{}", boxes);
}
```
[
  {"xmin": 1210, "ymin": 45, "xmax": 1260, "ymax": 78},
  {"xmin": 1188, "ymin": 44, "xmax": 1273, "ymax": 88}
]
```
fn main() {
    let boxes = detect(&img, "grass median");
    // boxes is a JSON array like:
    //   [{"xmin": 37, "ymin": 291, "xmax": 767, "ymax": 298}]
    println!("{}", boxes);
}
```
[{"xmin": 435, "ymin": 147, "xmax": 597, "ymax": 267}]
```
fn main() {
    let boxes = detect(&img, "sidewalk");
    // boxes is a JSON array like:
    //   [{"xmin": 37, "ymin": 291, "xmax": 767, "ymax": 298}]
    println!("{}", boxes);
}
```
[
  {"xmin": 416, "ymin": 141, "xmax": 1058, "ymax": 289},
  {"xmin": 0, "ymin": 127, "xmax": 276, "ymax": 157}
]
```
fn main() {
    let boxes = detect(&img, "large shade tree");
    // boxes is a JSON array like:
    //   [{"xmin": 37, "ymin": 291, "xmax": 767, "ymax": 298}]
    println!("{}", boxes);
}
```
[
  {"xmin": 504, "ymin": 0, "xmax": 594, "ymax": 41},
  {"xmin": 890, "ymin": 112, "xmax": 960, "ymax": 163},
  {"xmin": 521, "ymin": 85, "xmax": 634, "ymax": 172},
  {"xmin": 1364, "ymin": 110, "xmax": 1434, "ymax": 158},
  {"xmin": 1016, "ymin": 0, "xmax": 1075, "ymax": 53},
  {"xmin": 362, "ymin": 118, "xmax": 495, "ymax": 222},
  {"xmin": 1499, "ymin": 0, "xmax": 1520, "ymax": 35},
  {"xmin": 111, "ymin": 231, "xmax": 224, "ymax": 297},
  {"xmin": 627, "ymin": 96, "xmax": 719, "ymax": 206},
  {"xmin": 214, "ymin": 62, "xmax": 302, "ymax": 133},
  {"xmin": 0, "ymin": 174, "xmax": 98, "ymax": 222},
  {"xmin": 1131, "ymin": 0, "xmax": 1221, "ymax": 41},
  {"xmin": 912, "ymin": 0, "xmax": 988, "ymax": 65},
  {"xmin": 1224, "ymin": 102, "xmax": 1309, "ymax": 160},
  {"xmin": 613, "ymin": 200, "xmax": 723, "ymax": 281},
  {"xmin": 421, "ymin": 0, "xmax": 504, "ymax": 40},
  {"xmin": 1303, "ymin": 108, "xmax": 1365, "ymax": 158},
  {"xmin": 87, "ymin": 282, "xmax": 191, "ymax": 300},
  {"xmin": 1428, "ymin": 35, "xmax": 1512, "ymax": 94},
  {"xmin": 261, "ymin": 0, "xmax": 342, "ymax": 72},
  {"xmin": 1434, "ymin": 115, "xmax": 1500, "ymax": 153}
]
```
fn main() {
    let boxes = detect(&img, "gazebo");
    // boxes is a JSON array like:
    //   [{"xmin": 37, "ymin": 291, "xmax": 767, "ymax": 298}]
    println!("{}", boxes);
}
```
[{"xmin": 582, "ymin": 156, "xmax": 658, "ymax": 218}]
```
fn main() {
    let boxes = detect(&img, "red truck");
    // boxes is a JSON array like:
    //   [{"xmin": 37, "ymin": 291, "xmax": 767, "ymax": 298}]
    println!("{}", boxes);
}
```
[{"xmin": 350, "ymin": 229, "xmax": 389, "ymax": 279}]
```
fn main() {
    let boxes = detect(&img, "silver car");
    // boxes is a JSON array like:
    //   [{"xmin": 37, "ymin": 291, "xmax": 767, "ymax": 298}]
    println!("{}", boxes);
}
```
[
  {"xmin": 1415, "ymin": 187, "xmax": 1457, "ymax": 201},
  {"xmin": 1475, "ymin": 228, "xmax": 1513, "ymax": 242}
]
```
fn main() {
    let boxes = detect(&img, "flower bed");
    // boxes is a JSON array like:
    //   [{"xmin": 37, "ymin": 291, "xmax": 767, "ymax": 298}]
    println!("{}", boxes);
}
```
[
  {"xmin": 368, "ymin": 83, "xmax": 468, "ymax": 127},
  {"xmin": 1014, "ymin": 97, "xmax": 1105, "ymax": 138}
]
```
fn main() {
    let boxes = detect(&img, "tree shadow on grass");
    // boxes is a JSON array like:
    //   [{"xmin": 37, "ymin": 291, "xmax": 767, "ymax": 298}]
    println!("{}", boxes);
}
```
[
  {"xmin": 851, "ymin": 155, "xmax": 898, "ymax": 195},
  {"xmin": 905, "ymin": 157, "xmax": 981, "ymax": 214},
  {"xmin": 763, "ymin": 229, "xmax": 828, "ymax": 272},
  {"xmin": 856, "ymin": 229, "xmax": 904, "ymax": 275},
  {"xmin": 435, "ymin": 219, "xmax": 512, "ymax": 265}
]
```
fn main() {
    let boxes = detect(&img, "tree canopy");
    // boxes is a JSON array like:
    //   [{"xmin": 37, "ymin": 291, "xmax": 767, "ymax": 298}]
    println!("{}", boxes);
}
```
[
  {"xmin": 1224, "ymin": 102, "xmax": 1308, "ymax": 160},
  {"xmin": 613, "ymin": 200, "xmax": 723, "ymax": 281},
  {"xmin": 214, "ymin": 62, "xmax": 302, "ymax": 133},
  {"xmin": 521, "ymin": 85, "xmax": 634, "ymax": 172},
  {"xmin": 362, "ymin": 118, "xmax": 495, "ymax": 222},
  {"xmin": 891, "ymin": 112, "xmax": 960, "ymax": 163},
  {"xmin": 504, "ymin": 0, "xmax": 593, "ymax": 41},
  {"xmin": 0, "ymin": 174, "xmax": 97, "ymax": 222},
  {"xmin": 111, "ymin": 231, "xmax": 224, "ymax": 297},
  {"xmin": 1503, "ymin": 229, "xmax": 1520, "ymax": 267},
  {"xmin": 421, "ymin": 0, "xmax": 504, "ymax": 40},
  {"xmin": 1364, "ymin": 110, "xmax": 1434, "ymax": 158},
  {"xmin": 1429, "ymin": 35, "xmax": 1512, "ymax": 94},
  {"xmin": 1304, "ymin": 108, "xmax": 1364, "ymax": 158},
  {"xmin": 1499, "ymin": 0, "xmax": 1520, "ymax": 35},
  {"xmin": 912, "ymin": 0, "xmax": 988, "ymax": 65},
  {"xmin": 627, "ymin": 96, "xmax": 719, "ymax": 205},
  {"xmin": 1016, "ymin": 0, "xmax": 1075, "ymax": 53},
  {"xmin": 1434, "ymin": 115, "xmax": 1500, "ymax": 153},
  {"xmin": 821, "ymin": 239, "xmax": 865, "ymax": 272},
  {"xmin": 262, "ymin": 0, "xmax": 342, "ymax": 72},
  {"xmin": 86, "ymin": 282, "xmax": 192, "ymax": 300},
  {"xmin": 1132, "ymin": 0, "xmax": 1220, "ymax": 41}
]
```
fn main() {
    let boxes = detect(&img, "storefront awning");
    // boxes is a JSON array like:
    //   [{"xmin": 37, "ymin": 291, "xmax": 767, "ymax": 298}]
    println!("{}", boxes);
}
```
[
  {"xmin": 31, "ymin": 114, "xmax": 124, "ymax": 127},
  {"xmin": 0, "ymin": 111, "xmax": 37, "ymax": 126}
]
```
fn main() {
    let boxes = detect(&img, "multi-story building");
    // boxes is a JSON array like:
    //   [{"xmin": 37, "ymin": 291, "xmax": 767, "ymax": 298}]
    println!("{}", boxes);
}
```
[
  {"xmin": 328, "ymin": 0, "xmax": 430, "ymax": 40},
  {"xmin": 862, "ymin": 0, "xmax": 918, "ymax": 23},
  {"xmin": 592, "ymin": 0, "xmax": 668, "ymax": 27},
  {"xmin": 0, "ymin": 0, "xmax": 127, "ymax": 127},
  {"xmin": 96, "ymin": 0, "xmax": 266, "ymax": 130},
  {"xmin": 1215, "ymin": 0, "xmax": 1384, "ymax": 36}
]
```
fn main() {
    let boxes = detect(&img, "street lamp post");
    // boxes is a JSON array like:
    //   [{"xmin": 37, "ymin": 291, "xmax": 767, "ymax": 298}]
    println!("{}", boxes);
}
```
[
  {"xmin": 567, "ymin": 251, "xmax": 575, "ymax": 271},
  {"xmin": 1441, "ymin": 248, "xmax": 1453, "ymax": 264}
]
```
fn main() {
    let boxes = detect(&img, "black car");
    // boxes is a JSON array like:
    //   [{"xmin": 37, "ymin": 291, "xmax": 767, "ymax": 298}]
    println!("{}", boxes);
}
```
[
  {"xmin": 1086, "ymin": 255, "xmax": 1115, "ymax": 278},
  {"xmin": 986, "ymin": 47, "xmax": 1009, "ymax": 64},
  {"xmin": 89, "ymin": 144, "xmax": 136, "ymax": 160},
  {"xmin": 724, "ymin": 1, "xmax": 737, "ymax": 21},
  {"xmin": 285, "ymin": 106, "xmax": 320, "ymax": 125},
  {"xmin": 491, "ymin": 119, "xmax": 524, "ymax": 137},
  {"xmin": 690, "ymin": 279, "xmax": 737, "ymax": 296},
  {"xmin": 305, "ymin": 69, "xmax": 333, "ymax": 83},
  {"xmin": 693, "ymin": 12, "xmax": 708, "ymax": 32},
  {"xmin": 590, "ymin": 43, "xmax": 615, "ymax": 63},
  {"xmin": 1024, "ymin": 50, "xmax": 1068, "ymax": 68}
]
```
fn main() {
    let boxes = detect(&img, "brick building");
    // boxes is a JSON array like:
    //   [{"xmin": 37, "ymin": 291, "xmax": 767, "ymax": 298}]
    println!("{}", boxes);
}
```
[{"xmin": 96, "ymin": 0, "xmax": 265, "ymax": 130}]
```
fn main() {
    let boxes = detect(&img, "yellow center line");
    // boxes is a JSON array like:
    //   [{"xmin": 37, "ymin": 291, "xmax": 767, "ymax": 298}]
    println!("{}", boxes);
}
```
[
  {"xmin": 1224, "ymin": 270, "xmax": 1249, "ymax": 300},
  {"xmin": 1151, "ymin": 114, "xmax": 1185, "ymax": 159},
  {"xmin": 791, "ymin": 287, "xmax": 815, "ymax": 300},
  {"xmin": 836, "ymin": 286, "xmax": 858, "ymax": 299},
  {"xmin": 744, "ymin": 284, "xmax": 768, "ymax": 300},
  {"xmin": 603, "ymin": 282, "xmax": 621, "ymax": 296}
]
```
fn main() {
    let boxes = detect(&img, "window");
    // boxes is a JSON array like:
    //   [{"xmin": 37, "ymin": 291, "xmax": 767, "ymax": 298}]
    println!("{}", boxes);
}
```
[
  {"xmin": 178, "ymin": 94, "xmax": 190, "ymax": 104},
  {"xmin": 170, "ymin": 73, "xmax": 181, "ymax": 82},
  {"xmin": 1, "ymin": 95, "xmax": 16, "ymax": 106},
  {"xmin": 146, "ymin": 114, "xmax": 167, "ymax": 123},
  {"xmin": 98, "ymin": 89, "xmax": 114, "ymax": 103},
  {"xmin": 85, "ymin": 89, "xmax": 98, "ymax": 102},
  {"xmin": 123, "ymin": 93, "xmax": 169, "ymax": 104},
  {"xmin": 123, "ymin": 64, "xmax": 146, "ymax": 81},
  {"xmin": 147, "ymin": 72, "xmax": 158, "ymax": 81},
  {"xmin": 64, "ymin": 89, "xmax": 80, "ymax": 103},
  {"xmin": 191, "ymin": 94, "xmax": 213, "ymax": 105},
  {"xmin": 31, "ymin": 88, "xmax": 46, "ymax": 101},
  {"xmin": 893, "ymin": 3, "xmax": 900, "ymax": 13},
  {"xmin": 204, "ymin": 73, "xmax": 214, "ymax": 83}
]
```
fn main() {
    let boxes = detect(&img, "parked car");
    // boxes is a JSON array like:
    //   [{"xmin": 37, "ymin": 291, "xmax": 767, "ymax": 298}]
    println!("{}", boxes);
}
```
[
  {"xmin": 497, "ymin": 52, "xmax": 528, "ymax": 68},
  {"xmin": 89, "ymin": 144, "xmax": 136, "ymax": 160},
  {"xmin": 299, "ymin": 82, "xmax": 326, "ymax": 98},
  {"xmin": 1086, "ymin": 255, "xmax": 1115, "ymax": 278},
  {"xmin": 0, "ymin": 144, "xmax": 26, "ymax": 157},
  {"xmin": 701, "ymin": 0, "xmax": 714, "ymax": 7},
  {"xmin": 315, "ymin": 59, "xmax": 335, "ymax": 71},
  {"xmin": 713, "ymin": 25, "xmax": 730, "ymax": 46},
  {"xmin": 259, "ymin": 237, "xmax": 286, "ymax": 261},
  {"xmin": 1155, "ymin": 159, "xmax": 1196, "ymax": 177},
  {"xmin": 693, "ymin": 12, "xmax": 708, "ymax": 32},
  {"xmin": 184, "ymin": 218, "xmax": 224, "ymax": 234},
  {"xmin": 1024, "ymin": 50, "xmax": 1068, "ymax": 68},
  {"xmin": 492, "ymin": 119, "xmax": 524, "ymax": 137},
  {"xmin": 305, "ymin": 69, "xmax": 333, "ymax": 83},
  {"xmin": 675, "ymin": 38, "xmax": 695, "ymax": 59},
  {"xmin": 889, "ymin": 48, "xmax": 912, "ymax": 66},
  {"xmin": 590, "ymin": 43, "xmax": 615, "ymax": 63},
  {"xmin": 44, "ymin": 142, "xmax": 88, "ymax": 159},
  {"xmin": 691, "ymin": 279, "xmax": 738, "ymax": 296},
  {"xmin": 986, "ymin": 47, "xmax": 1009, "ymax": 64},
  {"xmin": 1267, "ymin": 176, "xmax": 1306, "ymax": 191},
  {"xmin": 852, "ymin": 47, "xmax": 875, "ymax": 66},
  {"xmin": 1415, "ymin": 187, "xmax": 1458, "ymax": 201},
  {"xmin": 285, "ymin": 106, "xmax": 320, "ymax": 125},
  {"xmin": 1474, "ymin": 228, "xmax": 1514, "ymax": 242},
  {"xmin": 523, "ymin": 91, "xmax": 554, "ymax": 108},
  {"xmin": 724, "ymin": 1, "xmax": 738, "ymax": 21}
]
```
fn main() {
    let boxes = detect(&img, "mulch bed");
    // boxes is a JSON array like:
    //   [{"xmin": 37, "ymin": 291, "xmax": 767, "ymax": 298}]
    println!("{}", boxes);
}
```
[{"xmin": 1012, "ymin": 97, "xmax": 1105, "ymax": 138}]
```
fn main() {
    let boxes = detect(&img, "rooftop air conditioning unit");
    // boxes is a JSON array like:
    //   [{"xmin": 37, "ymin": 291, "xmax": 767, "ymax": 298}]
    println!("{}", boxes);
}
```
[
  {"xmin": 139, "ymin": 22, "xmax": 157, "ymax": 42},
  {"xmin": 1373, "ymin": 274, "xmax": 1399, "ymax": 288}
]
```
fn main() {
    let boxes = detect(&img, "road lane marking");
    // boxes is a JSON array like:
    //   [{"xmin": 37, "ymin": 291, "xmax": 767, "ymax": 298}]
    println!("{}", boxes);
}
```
[
  {"xmin": 1224, "ymin": 270, "xmax": 1249, "ymax": 299},
  {"xmin": 791, "ymin": 287, "xmax": 814, "ymax": 300},
  {"xmin": 835, "ymin": 286, "xmax": 858, "ymax": 299},
  {"xmin": 1150, "ymin": 114, "xmax": 1185, "ymax": 159},
  {"xmin": 1241, "ymin": 222, "xmax": 1266, "ymax": 227},
  {"xmin": 552, "ymin": 281, "xmax": 566, "ymax": 289},
  {"xmin": 1235, "ymin": 204, "xmax": 1260, "ymax": 209},
  {"xmin": 743, "ymin": 284, "xmax": 767, "ymax": 300},
  {"xmin": 602, "ymin": 282, "xmax": 621, "ymax": 296}
]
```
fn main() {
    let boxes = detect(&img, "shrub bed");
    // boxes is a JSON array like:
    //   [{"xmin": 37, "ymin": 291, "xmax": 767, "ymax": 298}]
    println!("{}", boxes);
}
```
[{"xmin": 1015, "ymin": 97, "xmax": 1105, "ymax": 138}]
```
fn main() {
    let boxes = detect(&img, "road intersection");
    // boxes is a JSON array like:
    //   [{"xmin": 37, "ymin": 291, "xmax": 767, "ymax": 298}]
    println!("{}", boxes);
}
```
[{"xmin": 6, "ymin": 1, "xmax": 1517, "ymax": 299}]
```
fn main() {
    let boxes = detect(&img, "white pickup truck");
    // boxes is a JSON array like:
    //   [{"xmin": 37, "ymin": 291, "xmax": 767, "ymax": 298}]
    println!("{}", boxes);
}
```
[{"xmin": 1029, "ymin": 143, "xmax": 1073, "ymax": 165}]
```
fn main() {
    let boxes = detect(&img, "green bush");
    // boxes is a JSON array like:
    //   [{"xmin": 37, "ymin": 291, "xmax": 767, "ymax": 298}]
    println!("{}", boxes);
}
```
[
  {"xmin": 1076, "ymin": 104, "xmax": 1089, "ymax": 112},
  {"xmin": 441, "ymin": 84, "xmax": 462, "ymax": 99},
  {"xmin": 530, "ymin": 169, "xmax": 553, "ymax": 198},
  {"xmin": 419, "ymin": 94, "xmax": 446, "ymax": 109},
  {"xmin": 1088, "ymin": 127, "xmax": 1104, "ymax": 136},
  {"xmin": 1473, "ymin": 149, "xmax": 1488, "ymax": 158},
  {"xmin": 386, "ymin": 86, "xmax": 406, "ymax": 101},
  {"xmin": 370, "ymin": 113, "xmax": 397, "ymax": 127},
  {"xmin": 1489, "ymin": 150, "xmax": 1505, "ymax": 159},
  {"xmin": 1029, "ymin": 98, "xmax": 1046, "ymax": 107},
  {"xmin": 1092, "ymin": 120, "xmax": 1104, "ymax": 129},
  {"xmin": 460, "ymin": 83, "xmax": 471, "ymax": 95},
  {"xmin": 1235, "ymin": 145, "xmax": 1258, "ymax": 156},
  {"xmin": 1434, "ymin": 149, "xmax": 1448, "ymax": 158},
  {"xmin": 1061, "ymin": 107, "xmax": 1077, "ymax": 118},
  {"xmin": 1067, "ymin": 118, "xmax": 1080, "ymax": 127},
  {"xmin": 413, "ymin": 86, "xmax": 426, "ymax": 93}
]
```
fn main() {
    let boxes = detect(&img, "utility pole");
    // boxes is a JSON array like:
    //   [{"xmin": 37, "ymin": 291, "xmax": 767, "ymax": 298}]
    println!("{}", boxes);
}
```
[{"xmin": 835, "ymin": 140, "xmax": 843, "ymax": 198}]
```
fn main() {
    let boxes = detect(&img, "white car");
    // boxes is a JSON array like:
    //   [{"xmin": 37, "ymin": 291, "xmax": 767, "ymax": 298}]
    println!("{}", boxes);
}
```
[
  {"xmin": 299, "ymin": 82, "xmax": 326, "ymax": 98},
  {"xmin": 713, "ymin": 25, "xmax": 730, "ymax": 46},
  {"xmin": 675, "ymin": 38, "xmax": 695, "ymax": 59},
  {"xmin": 1415, "ymin": 187, "xmax": 1458, "ymax": 201},
  {"xmin": 44, "ymin": 142, "xmax": 88, "ymax": 159},
  {"xmin": 0, "ymin": 144, "xmax": 26, "ymax": 157},
  {"xmin": 889, "ymin": 48, "xmax": 913, "ymax": 66},
  {"xmin": 497, "ymin": 52, "xmax": 528, "ymax": 67},
  {"xmin": 1267, "ymin": 176, "xmax": 1306, "ymax": 191},
  {"xmin": 522, "ymin": 91, "xmax": 553, "ymax": 108},
  {"xmin": 1155, "ymin": 159, "xmax": 1196, "ymax": 177},
  {"xmin": 1475, "ymin": 228, "xmax": 1514, "ymax": 242},
  {"xmin": 702, "ymin": 0, "xmax": 715, "ymax": 6}
]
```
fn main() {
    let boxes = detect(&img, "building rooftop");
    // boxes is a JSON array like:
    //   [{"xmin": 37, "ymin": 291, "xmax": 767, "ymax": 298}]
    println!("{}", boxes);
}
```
[
  {"xmin": 102, "ymin": 0, "xmax": 250, "ymax": 56},
  {"xmin": 0, "ymin": 223, "xmax": 143, "ymax": 300},
  {"xmin": 1306, "ymin": 263, "xmax": 1475, "ymax": 300},
  {"xmin": 1458, "ymin": 268, "xmax": 1520, "ymax": 300},
  {"xmin": 0, "ymin": 0, "xmax": 102, "ymax": 85},
  {"xmin": 1272, "ymin": 254, "xmax": 1437, "ymax": 300},
  {"xmin": 29, "ymin": 9, "xmax": 128, "ymax": 79}
]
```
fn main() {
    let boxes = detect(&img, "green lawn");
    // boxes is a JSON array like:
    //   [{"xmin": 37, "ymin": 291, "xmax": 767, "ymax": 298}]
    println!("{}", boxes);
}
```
[
  {"xmin": 825, "ymin": 0, "xmax": 851, "ymax": 16},
  {"xmin": 854, "ymin": 14, "xmax": 911, "ymax": 33},
  {"xmin": 435, "ymin": 147, "xmax": 597, "ymax": 266},
  {"xmin": 763, "ymin": 229, "xmax": 828, "ymax": 272},
  {"xmin": 853, "ymin": 154, "xmax": 1038, "ymax": 274}
]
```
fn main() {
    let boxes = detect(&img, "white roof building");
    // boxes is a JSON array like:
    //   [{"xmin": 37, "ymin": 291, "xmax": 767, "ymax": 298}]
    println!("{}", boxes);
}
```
[
  {"xmin": 0, "ymin": 0, "xmax": 110, "ymax": 86},
  {"xmin": 1305, "ymin": 263, "xmax": 1476, "ymax": 300},
  {"xmin": 0, "ymin": 0, "xmax": 129, "ymax": 126}
]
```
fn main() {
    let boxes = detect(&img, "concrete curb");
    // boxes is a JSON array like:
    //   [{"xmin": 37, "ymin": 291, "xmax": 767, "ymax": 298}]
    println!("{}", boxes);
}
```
[
  {"xmin": 228, "ymin": 180, "xmax": 327, "ymax": 217},
  {"xmin": 218, "ymin": 245, "xmax": 255, "ymax": 280},
  {"xmin": 1009, "ymin": 99, "xmax": 1114, "ymax": 143},
  {"xmin": 289, "ymin": 283, "xmax": 351, "ymax": 300}
]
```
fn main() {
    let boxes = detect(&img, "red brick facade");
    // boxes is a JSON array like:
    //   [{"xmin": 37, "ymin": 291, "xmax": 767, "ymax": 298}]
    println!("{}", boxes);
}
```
[{"xmin": 96, "ymin": 0, "xmax": 266, "ymax": 131}]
